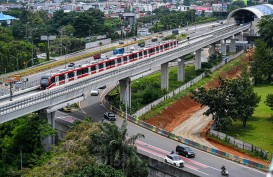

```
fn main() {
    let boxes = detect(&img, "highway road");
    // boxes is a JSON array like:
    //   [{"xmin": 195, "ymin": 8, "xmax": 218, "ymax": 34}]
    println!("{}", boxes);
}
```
[
  {"xmin": 59, "ymin": 88, "xmax": 267, "ymax": 177},
  {"xmin": 0, "ymin": 21, "xmax": 224, "ymax": 85}
]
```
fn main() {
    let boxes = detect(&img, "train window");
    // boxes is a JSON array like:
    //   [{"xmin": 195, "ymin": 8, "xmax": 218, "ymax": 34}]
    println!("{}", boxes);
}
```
[
  {"xmin": 156, "ymin": 47, "xmax": 159, "ymax": 52},
  {"xmin": 160, "ymin": 45, "xmax": 163, "ymax": 50},
  {"xmin": 50, "ymin": 77, "xmax": 55, "ymax": 83},
  {"xmin": 139, "ymin": 52, "xmax": 143, "ymax": 57},
  {"xmin": 133, "ymin": 53, "xmax": 137, "ymax": 58},
  {"xmin": 170, "ymin": 42, "xmax": 173, "ymax": 47},
  {"xmin": 110, "ymin": 60, "xmax": 115, "ymax": 66},
  {"xmin": 123, "ymin": 56, "xmax": 128, "ymax": 62},
  {"xmin": 99, "ymin": 63, "xmax": 104, "ymax": 69},
  {"xmin": 117, "ymin": 58, "xmax": 122, "ymax": 63},
  {"xmin": 144, "ymin": 50, "xmax": 147, "ymax": 55},
  {"xmin": 91, "ymin": 65, "xmax": 96, "ymax": 71},
  {"xmin": 129, "ymin": 54, "xmax": 133, "ymax": 60},
  {"xmin": 106, "ymin": 61, "xmax": 111, "ymax": 67},
  {"xmin": 83, "ymin": 68, "xmax": 88, "ymax": 74},
  {"xmin": 77, "ymin": 69, "xmax": 82, "ymax": 76},
  {"xmin": 68, "ymin": 72, "xmax": 74, "ymax": 78},
  {"xmin": 59, "ymin": 74, "xmax": 65, "ymax": 81}
]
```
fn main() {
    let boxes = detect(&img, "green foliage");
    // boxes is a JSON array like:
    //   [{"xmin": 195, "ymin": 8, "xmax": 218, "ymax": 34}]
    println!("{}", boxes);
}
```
[
  {"xmin": 109, "ymin": 65, "xmax": 196, "ymax": 113},
  {"xmin": 250, "ymin": 39, "xmax": 273, "ymax": 84},
  {"xmin": 191, "ymin": 75, "xmax": 261, "ymax": 129},
  {"xmin": 258, "ymin": 15, "xmax": 273, "ymax": 48},
  {"xmin": 265, "ymin": 94, "xmax": 273, "ymax": 110},
  {"xmin": 24, "ymin": 120, "xmax": 100, "ymax": 177},
  {"xmin": 223, "ymin": 84, "xmax": 273, "ymax": 152},
  {"xmin": 0, "ymin": 114, "xmax": 56, "ymax": 176},
  {"xmin": 91, "ymin": 120, "xmax": 148, "ymax": 177},
  {"xmin": 65, "ymin": 164, "xmax": 125, "ymax": 177}
]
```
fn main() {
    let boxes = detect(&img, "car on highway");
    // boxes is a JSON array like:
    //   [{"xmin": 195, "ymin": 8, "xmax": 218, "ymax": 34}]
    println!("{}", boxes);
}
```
[
  {"xmin": 60, "ymin": 106, "xmax": 72, "ymax": 112},
  {"xmin": 68, "ymin": 63, "xmax": 75, "ymax": 68},
  {"xmin": 176, "ymin": 144, "xmax": 195, "ymax": 158},
  {"xmin": 103, "ymin": 112, "xmax": 116, "ymax": 121},
  {"xmin": 164, "ymin": 154, "xmax": 184, "ymax": 167},
  {"xmin": 93, "ymin": 54, "xmax": 101, "ymax": 60},
  {"xmin": 90, "ymin": 89, "xmax": 99, "ymax": 96},
  {"xmin": 98, "ymin": 85, "xmax": 106, "ymax": 89}
]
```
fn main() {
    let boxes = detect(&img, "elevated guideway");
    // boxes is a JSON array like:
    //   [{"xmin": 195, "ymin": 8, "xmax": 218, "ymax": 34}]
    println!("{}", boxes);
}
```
[{"xmin": 0, "ymin": 24, "xmax": 250, "ymax": 124}]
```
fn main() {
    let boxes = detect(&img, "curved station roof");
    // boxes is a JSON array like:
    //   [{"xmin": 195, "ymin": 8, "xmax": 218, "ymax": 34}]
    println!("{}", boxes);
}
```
[{"xmin": 227, "ymin": 4, "xmax": 273, "ymax": 23}]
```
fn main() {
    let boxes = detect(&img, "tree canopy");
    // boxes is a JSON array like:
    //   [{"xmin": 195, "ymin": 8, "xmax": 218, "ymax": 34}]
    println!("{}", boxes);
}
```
[{"xmin": 191, "ymin": 75, "xmax": 260, "ymax": 129}]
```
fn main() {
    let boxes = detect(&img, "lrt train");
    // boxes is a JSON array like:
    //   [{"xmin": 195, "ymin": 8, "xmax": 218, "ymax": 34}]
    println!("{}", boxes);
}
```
[{"xmin": 40, "ymin": 40, "xmax": 178, "ymax": 90}]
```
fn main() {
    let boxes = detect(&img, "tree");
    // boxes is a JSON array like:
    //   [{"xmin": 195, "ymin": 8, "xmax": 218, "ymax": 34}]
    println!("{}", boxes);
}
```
[
  {"xmin": 0, "ymin": 114, "xmax": 56, "ymax": 176},
  {"xmin": 250, "ymin": 39, "xmax": 273, "ymax": 84},
  {"xmin": 265, "ymin": 94, "xmax": 273, "ymax": 110},
  {"xmin": 258, "ymin": 16, "xmax": 273, "ymax": 48},
  {"xmin": 183, "ymin": 0, "xmax": 191, "ymax": 6},
  {"xmin": 191, "ymin": 76, "xmax": 260, "ymax": 129},
  {"xmin": 91, "ymin": 120, "xmax": 148, "ymax": 177}
]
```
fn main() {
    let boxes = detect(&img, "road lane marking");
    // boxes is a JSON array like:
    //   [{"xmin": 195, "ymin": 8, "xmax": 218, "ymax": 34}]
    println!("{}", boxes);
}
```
[
  {"xmin": 78, "ymin": 102, "xmax": 86, "ymax": 114},
  {"xmin": 136, "ymin": 140, "xmax": 209, "ymax": 168},
  {"xmin": 137, "ymin": 145, "xmax": 210, "ymax": 176}
]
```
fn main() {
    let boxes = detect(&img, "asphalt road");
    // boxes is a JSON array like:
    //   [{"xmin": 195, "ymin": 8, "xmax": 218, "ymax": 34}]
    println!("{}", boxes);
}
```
[{"xmin": 58, "ymin": 72, "xmax": 267, "ymax": 177}]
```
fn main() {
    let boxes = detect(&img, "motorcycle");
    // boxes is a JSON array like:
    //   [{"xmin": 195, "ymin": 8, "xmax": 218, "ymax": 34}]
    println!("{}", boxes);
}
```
[
  {"xmin": 221, "ymin": 166, "xmax": 229, "ymax": 176},
  {"xmin": 221, "ymin": 169, "xmax": 229, "ymax": 176}
]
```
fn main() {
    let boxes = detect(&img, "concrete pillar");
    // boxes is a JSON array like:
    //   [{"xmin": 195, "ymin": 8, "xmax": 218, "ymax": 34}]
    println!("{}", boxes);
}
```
[
  {"xmin": 119, "ymin": 77, "xmax": 131, "ymax": 108},
  {"xmin": 201, "ymin": 48, "xmax": 208, "ymax": 63},
  {"xmin": 230, "ymin": 38, "xmax": 236, "ymax": 53},
  {"xmin": 161, "ymin": 62, "xmax": 169, "ymax": 90},
  {"xmin": 195, "ymin": 49, "xmax": 201, "ymax": 70},
  {"xmin": 40, "ymin": 111, "xmax": 56, "ymax": 151},
  {"xmin": 177, "ymin": 57, "xmax": 185, "ymax": 82},
  {"xmin": 209, "ymin": 44, "xmax": 215, "ymax": 57},
  {"xmin": 221, "ymin": 39, "xmax": 226, "ymax": 56},
  {"xmin": 239, "ymin": 32, "xmax": 244, "ymax": 41}
]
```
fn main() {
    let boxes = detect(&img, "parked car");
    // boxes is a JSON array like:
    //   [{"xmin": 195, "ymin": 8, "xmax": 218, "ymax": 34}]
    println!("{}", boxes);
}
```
[
  {"xmin": 93, "ymin": 54, "xmax": 101, "ymax": 60},
  {"xmin": 90, "ymin": 89, "xmax": 99, "ymax": 96},
  {"xmin": 68, "ymin": 63, "xmax": 75, "ymax": 68},
  {"xmin": 119, "ymin": 41, "xmax": 124, "ymax": 44},
  {"xmin": 104, "ymin": 112, "xmax": 116, "ymax": 121},
  {"xmin": 176, "ymin": 144, "xmax": 195, "ymax": 158},
  {"xmin": 164, "ymin": 154, "xmax": 184, "ymax": 167}
]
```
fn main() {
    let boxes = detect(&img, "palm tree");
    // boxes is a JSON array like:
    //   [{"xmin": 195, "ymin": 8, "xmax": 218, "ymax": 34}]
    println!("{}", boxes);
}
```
[{"xmin": 91, "ymin": 120, "xmax": 145, "ymax": 173}]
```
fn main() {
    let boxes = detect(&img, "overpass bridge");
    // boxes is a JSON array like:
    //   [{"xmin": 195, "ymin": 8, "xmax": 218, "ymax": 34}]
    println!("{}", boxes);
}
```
[{"xmin": 0, "ymin": 23, "xmax": 250, "ymax": 125}]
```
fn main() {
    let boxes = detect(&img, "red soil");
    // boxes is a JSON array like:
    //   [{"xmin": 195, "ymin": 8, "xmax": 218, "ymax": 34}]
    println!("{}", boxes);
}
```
[{"xmin": 145, "ymin": 53, "xmax": 270, "ymax": 165}]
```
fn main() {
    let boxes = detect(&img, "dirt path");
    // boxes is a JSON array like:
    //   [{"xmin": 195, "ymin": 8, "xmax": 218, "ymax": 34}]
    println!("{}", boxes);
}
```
[
  {"xmin": 144, "ymin": 52, "xmax": 270, "ymax": 165},
  {"xmin": 172, "ymin": 107, "xmax": 215, "ymax": 148}
]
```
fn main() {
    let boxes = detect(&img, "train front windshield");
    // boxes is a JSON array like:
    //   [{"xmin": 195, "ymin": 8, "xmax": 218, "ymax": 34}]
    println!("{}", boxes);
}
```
[{"xmin": 41, "ymin": 77, "xmax": 49, "ymax": 86}]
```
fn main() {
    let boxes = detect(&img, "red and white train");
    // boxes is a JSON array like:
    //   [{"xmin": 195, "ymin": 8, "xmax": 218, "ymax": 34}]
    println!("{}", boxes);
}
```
[{"xmin": 40, "ymin": 40, "xmax": 178, "ymax": 90}]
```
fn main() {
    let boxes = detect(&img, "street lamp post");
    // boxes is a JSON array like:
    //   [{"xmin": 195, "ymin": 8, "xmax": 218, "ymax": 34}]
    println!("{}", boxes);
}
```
[{"xmin": 64, "ymin": 46, "xmax": 67, "ymax": 69}]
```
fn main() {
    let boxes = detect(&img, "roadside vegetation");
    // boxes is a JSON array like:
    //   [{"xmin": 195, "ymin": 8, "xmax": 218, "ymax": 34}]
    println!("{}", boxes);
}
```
[
  {"xmin": 0, "ymin": 117, "xmax": 147, "ymax": 177},
  {"xmin": 222, "ymin": 85, "xmax": 273, "ymax": 153},
  {"xmin": 108, "ymin": 52, "xmax": 223, "ymax": 113}
]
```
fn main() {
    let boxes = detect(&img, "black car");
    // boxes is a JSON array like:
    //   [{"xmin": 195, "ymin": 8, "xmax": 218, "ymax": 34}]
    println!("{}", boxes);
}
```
[
  {"xmin": 68, "ymin": 63, "xmax": 75, "ymax": 68},
  {"xmin": 176, "ymin": 145, "xmax": 195, "ymax": 158},
  {"xmin": 98, "ymin": 85, "xmax": 106, "ymax": 89},
  {"xmin": 104, "ymin": 112, "xmax": 116, "ymax": 121}
]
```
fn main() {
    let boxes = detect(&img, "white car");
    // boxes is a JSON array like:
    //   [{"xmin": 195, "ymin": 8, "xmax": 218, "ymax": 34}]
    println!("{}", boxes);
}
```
[
  {"xmin": 164, "ymin": 154, "xmax": 184, "ymax": 167},
  {"xmin": 90, "ymin": 89, "xmax": 99, "ymax": 96}
]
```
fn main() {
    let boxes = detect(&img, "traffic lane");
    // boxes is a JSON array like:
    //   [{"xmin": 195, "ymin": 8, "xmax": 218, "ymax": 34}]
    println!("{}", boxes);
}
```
[
  {"xmin": 122, "ymin": 119, "xmax": 266, "ymax": 177},
  {"xmin": 136, "ymin": 140, "xmax": 211, "ymax": 177}
]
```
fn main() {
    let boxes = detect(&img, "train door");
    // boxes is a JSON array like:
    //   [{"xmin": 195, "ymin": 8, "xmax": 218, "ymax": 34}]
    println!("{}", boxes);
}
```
[
  {"xmin": 88, "ymin": 67, "xmax": 91, "ymax": 75},
  {"xmin": 65, "ymin": 73, "xmax": 68, "ymax": 83},
  {"xmin": 74, "ymin": 71, "xmax": 77, "ymax": 80},
  {"xmin": 56, "ymin": 76, "xmax": 59, "ymax": 86}
]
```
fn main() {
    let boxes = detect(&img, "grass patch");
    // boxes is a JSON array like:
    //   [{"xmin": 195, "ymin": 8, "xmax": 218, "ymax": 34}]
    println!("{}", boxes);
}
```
[
  {"xmin": 223, "ymin": 84, "xmax": 273, "ymax": 152},
  {"xmin": 139, "ymin": 53, "xmax": 247, "ymax": 120}
]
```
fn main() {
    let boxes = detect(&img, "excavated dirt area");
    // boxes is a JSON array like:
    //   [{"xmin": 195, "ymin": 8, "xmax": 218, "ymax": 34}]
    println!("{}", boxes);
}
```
[{"xmin": 145, "ymin": 53, "xmax": 270, "ymax": 166}]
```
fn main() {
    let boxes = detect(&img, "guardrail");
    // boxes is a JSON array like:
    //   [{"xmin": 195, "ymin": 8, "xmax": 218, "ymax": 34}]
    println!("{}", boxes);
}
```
[
  {"xmin": 0, "ymin": 24, "xmax": 250, "ymax": 122},
  {"xmin": 104, "ymin": 101, "xmax": 268, "ymax": 172},
  {"xmin": 103, "ymin": 50, "xmax": 269, "ymax": 172}
]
